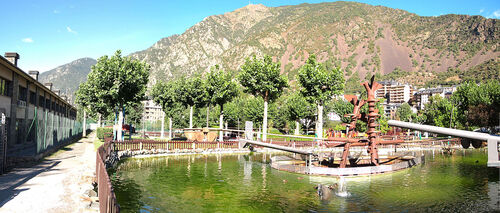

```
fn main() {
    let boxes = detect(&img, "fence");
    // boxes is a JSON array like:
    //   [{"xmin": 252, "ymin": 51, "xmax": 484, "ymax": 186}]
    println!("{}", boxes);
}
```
[
  {"xmin": 96, "ymin": 141, "xmax": 120, "ymax": 213},
  {"xmin": 112, "ymin": 140, "xmax": 239, "ymax": 151},
  {"xmin": 34, "ymin": 108, "xmax": 83, "ymax": 154}
]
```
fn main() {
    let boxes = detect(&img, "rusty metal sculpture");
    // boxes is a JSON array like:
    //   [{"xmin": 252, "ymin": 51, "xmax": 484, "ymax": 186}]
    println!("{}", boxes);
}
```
[
  {"xmin": 362, "ymin": 76, "xmax": 383, "ymax": 165},
  {"xmin": 326, "ymin": 76, "xmax": 401, "ymax": 168}
]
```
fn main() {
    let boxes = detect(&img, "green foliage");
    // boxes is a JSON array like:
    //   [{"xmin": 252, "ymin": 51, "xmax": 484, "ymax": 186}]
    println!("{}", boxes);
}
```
[
  {"xmin": 298, "ymin": 55, "xmax": 345, "ymax": 104},
  {"xmin": 124, "ymin": 101, "xmax": 144, "ymax": 126},
  {"xmin": 96, "ymin": 127, "xmax": 113, "ymax": 140},
  {"xmin": 87, "ymin": 50, "xmax": 149, "ymax": 109},
  {"xmin": 379, "ymin": 67, "xmax": 409, "ymax": 81},
  {"xmin": 206, "ymin": 65, "xmax": 239, "ymax": 110},
  {"xmin": 422, "ymin": 95, "xmax": 459, "ymax": 128},
  {"xmin": 177, "ymin": 75, "xmax": 208, "ymax": 108},
  {"xmin": 225, "ymin": 97, "xmax": 245, "ymax": 128},
  {"xmin": 242, "ymin": 96, "xmax": 265, "ymax": 127},
  {"xmin": 396, "ymin": 103, "xmax": 415, "ymax": 122},
  {"xmin": 151, "ymin": 80, "xmax": 178, "ymax": 118},
  {"xmin": 285, "ymin": 92, "xmax": 315, "ymax": 122},
  {"xmin": 238, "ymin": 55, "xmax": 289, "ymax": 102},
  {"xmin": 344, "ymin": 71, "xmax": 364, "ymax": 94},
  {"xmin": 327, "ymin": 99, "xmax": 353, "ymax": 124},
  {"xmin": 451, "ymin": 80, "xmax": 500, "ymax": 129}
]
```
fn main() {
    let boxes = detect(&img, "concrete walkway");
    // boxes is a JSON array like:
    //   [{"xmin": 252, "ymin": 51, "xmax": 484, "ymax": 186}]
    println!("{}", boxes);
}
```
[{"xmin": 0, "ymin": 132, "xmax": 98, "ymax": 213}]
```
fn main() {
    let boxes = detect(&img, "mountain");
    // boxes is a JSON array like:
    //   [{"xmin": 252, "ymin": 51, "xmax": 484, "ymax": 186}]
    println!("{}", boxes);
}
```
[
  {"xmin": 38, "ymin": 57, "xmax": 96, "ymax": 102},
  {"xmin": 130, "ymin": 2, "xmax": 499, "ymax": 89}
]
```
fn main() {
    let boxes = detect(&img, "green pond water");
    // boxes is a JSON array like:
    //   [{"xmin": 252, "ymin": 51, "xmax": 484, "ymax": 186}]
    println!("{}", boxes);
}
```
[{"xmin": 110, "ymin": 150, "xmax": 499, "ymax": 212}]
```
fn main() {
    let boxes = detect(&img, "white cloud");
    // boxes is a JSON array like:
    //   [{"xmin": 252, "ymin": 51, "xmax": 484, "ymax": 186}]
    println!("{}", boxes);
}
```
[
  {"xmin": 479, "ymin": 9, "xmax": 484, "ymax": 14},
  {"xmin": 53, "ymin": 9, "xmax": 60, "ymax": 14},
  {"xmin": 22, "ymin": 38, "xmax": 34, "ymax": 43},
  {"xmin": 493, "ymin": 10, "xmax": 500, "ymax": 18},
  {"xmin": 66, "ymin": 26, "xmax": 77, "ymax": 34}
]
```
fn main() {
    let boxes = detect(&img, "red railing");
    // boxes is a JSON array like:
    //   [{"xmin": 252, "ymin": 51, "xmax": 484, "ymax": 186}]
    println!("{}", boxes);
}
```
[
  {"xmin": 96, "ymin": 141, "xmax": 120, "ymax": 212},
  {"xmin": 112, "ymin": 140, "xmax": 239, "ymax": 151}
]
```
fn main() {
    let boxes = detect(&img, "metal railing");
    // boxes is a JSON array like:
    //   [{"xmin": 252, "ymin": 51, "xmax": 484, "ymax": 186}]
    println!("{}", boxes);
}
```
[
  {"xmin": 96, "ymin": 141, "xmax": 120, "ymax": 213},
  {"xmin": 388, "ymin": 120, "xmax": 500, "ymax": 167}
]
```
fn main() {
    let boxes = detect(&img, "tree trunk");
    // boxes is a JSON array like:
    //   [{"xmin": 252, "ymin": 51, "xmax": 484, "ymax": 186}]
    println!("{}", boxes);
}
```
[
  {"xmin": 189, "ymin": 105, "xmax": 193, "ymax": 128},
  {"xmin": 161, "ymin": 112, "xmax": 165, "ymax": 139},
  {"xmin": 316, "ymin": 103, "xmax": 323, "ymax": 140},
  {"xmin": 295, "ymin": 121, "xmax": 300, "ymax": 135},
  {"xmin": 263, "ymin": 99, "xmax": 268, "ymax": 142},
  {"xmin": 169, "ymin": 117, "xmax": 173, "ymax": 140},
  {"xmin": 219, "ymin": 104, "xmax": 224, "ymax": 142},
  {"xmin": 206, "ymin": 106, "xmax": 210, "ymax": 128},
  {"xmin": 117, "ymin": 109, "xmax": 124, "ymax": 141},
  {"xmin": 97, "ymin": 113, "xmax": 101, "ymax": 127},
  {"xmin": 83, "ymin": 110, "xmax": 87, "ymax": 137}
]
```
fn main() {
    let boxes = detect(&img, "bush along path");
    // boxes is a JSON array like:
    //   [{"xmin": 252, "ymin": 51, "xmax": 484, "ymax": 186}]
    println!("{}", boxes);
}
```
[{"xmin": 0, "ymin": 132, "xmax": 99, "ymax": 212}]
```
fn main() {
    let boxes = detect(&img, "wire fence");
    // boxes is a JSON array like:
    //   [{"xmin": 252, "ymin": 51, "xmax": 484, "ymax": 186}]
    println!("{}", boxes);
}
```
[{"xmin": 32, "ymin": 108, "xmax": 83, "ymax": 154}]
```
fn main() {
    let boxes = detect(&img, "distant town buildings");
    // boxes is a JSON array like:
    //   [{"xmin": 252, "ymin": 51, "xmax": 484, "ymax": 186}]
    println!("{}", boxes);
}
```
[
  {"xmin": 368, "ymin": 80, "xmax": 457, "ymax": 118},
  {"xmin": 142, "ymin": 99, "xmax": 164, "ymax": 122},
  {"xmin": 374, "ymin": 80, "xmax": 415, "ymax": 118},
  {"xmin": 413, "ymin": 86, "xmax": 457, "ymax": 110}
]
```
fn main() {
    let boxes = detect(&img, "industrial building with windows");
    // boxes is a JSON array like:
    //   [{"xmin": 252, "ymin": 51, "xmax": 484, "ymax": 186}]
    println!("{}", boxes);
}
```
[{"xmin": 0, "ymin": 52, "xmax": 82, "ymax": 173}]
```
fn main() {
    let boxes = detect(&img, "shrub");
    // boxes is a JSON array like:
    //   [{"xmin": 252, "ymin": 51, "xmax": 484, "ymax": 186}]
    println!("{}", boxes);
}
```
[{"xmin": 97, "ymin": 127, "xmax": 113, "ymax": 140}]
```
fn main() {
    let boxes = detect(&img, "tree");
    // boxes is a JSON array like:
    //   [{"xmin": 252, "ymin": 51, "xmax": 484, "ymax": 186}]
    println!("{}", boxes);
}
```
[
  {"xmin": 452, "ymin": 80, "xmax": 500, "ymax": 130},
  {"xmin": 285, "ymin": 92, "xmax": 315, "ymax": 135},
  {"xmin": 298, "ymin": 54, "xmax": 344, "ymax": 138},
  {"xmin": 205, "ymin": 65, "xmax": 239, "ymax": 141},
  {"xmin": 396, "ymin": 103, "xmax": 415, "ymax": 122},
  {"xmin": 238, "ymin": 55, "xmax": 288, "ymax": 141},
  {"xmin": 83, "ymin": 50, "xmax": 149, "ymax": 141},
  {"xmin": 177, "ymin": 76, "xmax": 207, "ymax": 128},
  {"xmin": 422, "ymin": 95, "xmax": 459, "ymax": 128},
  {"xmin": 151, "ymin": 80, "xmax": 180, "ymax": 139}
]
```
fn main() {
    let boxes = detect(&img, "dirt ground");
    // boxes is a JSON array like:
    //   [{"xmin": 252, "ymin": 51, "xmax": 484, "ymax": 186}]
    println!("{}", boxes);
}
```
[{"xmin": 0, "ymin": 132, "xmax": 99, "ymax": 212}]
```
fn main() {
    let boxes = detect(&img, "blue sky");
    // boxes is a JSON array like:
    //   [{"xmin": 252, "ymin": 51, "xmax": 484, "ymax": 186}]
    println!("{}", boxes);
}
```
[{"xmin": 1, "ymin": 0, "xmax": 498, "ymax": 72}]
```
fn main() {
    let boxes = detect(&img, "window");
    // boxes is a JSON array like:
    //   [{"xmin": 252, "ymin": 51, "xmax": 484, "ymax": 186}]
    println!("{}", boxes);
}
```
[
  {"xmin": 39, "ymin": 95, "xmax": 45, "ymax": 107},
  {"xmin": 45, "ymin": 98, "xmax": 50, "ymax": 110},
  {"xmin": 0, "ymin": 77, "xmax": 11, "ymax": 97},
  {"xmin": 19, "ymin": 86, "xmax": 27, "ymax": 101},
  {"xmin": 30, "ymin": 91, "xmax": 36, "ymax": 104}
]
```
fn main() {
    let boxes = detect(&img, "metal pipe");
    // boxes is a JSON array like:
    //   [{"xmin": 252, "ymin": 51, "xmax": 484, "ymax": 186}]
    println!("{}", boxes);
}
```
[
  {"xmin": 239, "ymin": 139, "xmax": 313, "ymax": 156},
  {"xmin": 387, "ymin": 120, "xmax": 500, "ymax": 142}
]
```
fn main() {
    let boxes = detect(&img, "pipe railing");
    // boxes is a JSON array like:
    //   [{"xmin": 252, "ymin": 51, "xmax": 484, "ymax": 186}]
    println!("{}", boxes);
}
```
[{"xmin": 387, "ymin": 120, "xmax": 500, "ymax": 167}]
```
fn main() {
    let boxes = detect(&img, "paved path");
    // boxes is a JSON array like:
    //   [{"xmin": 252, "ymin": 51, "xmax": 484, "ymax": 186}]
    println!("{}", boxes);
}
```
[{"xmin": 0, "ymin": 133, "xmax": 98, "ymax": 213}]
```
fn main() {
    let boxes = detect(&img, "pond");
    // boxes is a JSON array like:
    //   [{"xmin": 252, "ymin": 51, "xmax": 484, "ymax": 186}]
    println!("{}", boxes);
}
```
[{"xmin": 110, "ymin": 150, "xmax": 499, "ymax": 212}]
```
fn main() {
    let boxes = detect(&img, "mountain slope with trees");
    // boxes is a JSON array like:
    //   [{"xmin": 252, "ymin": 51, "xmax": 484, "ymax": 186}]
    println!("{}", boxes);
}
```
[{"xmin": 130, "ymin": 2, "xmax": 498, "ymax": 89}]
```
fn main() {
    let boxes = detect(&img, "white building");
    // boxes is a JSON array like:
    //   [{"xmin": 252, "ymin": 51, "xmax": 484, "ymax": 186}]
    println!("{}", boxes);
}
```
[
  {"xmin": 414, "ymin": 86, "xmax": 457, "ymax": 110},
  {"xmin": 142, "ymin": 99, "xmax": 164, "ymax": 121}
]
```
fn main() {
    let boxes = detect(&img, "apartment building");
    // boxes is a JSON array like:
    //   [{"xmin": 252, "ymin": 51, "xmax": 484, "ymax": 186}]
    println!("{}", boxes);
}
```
[
  {"xmin": 375, "ymin": 80, "xmax": 415, "ymax": 117},
  {"xmin": 142, "ymin": 99, "xmax": 164, "ymax": 122},
  {"xmin": 414, "ymin": 86, "xmax": 457, "ymax": 110}
]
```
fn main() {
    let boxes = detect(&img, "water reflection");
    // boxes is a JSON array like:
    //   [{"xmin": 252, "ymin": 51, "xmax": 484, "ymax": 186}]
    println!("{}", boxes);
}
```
[{"xmin": 111, "ymin": 150, "xmax": 499, "ymax": 213}]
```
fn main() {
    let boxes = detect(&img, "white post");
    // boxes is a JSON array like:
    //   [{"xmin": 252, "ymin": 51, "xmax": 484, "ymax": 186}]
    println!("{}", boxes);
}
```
[
  {"xmin": 161, "ymin": 112, "xmax": 165, "ymax": 139},
  {"xmin": 263, "ymin": 100, "xmax": 268, "ymax": 142},
  {"xmin": 219, "ymin": 111, "xmax": 223, "ymax": 142},
  {"xmin": 83, "ymin": 110, "xmax": 87, "ymax": 137},
  {"xmin": 97, "ymin": 113, "xmax": 101, "ymax": 128},
  {"xmin": 117, "ymin": 109, "xmax": 123, "ymax": 141},
  {"xmin": 189, "ymin": 105, "xmax": 193, "ymax": 129},
  {"xmin": 169, "ymin": 117, "xmax": 173, "ymax": 140},
  {"xmin": 295, "ymin": 121, "xmax": 300, "ymax": 135},
  {"xmin": 316, "ymin": 103, "xmax": 323, "ymax": 141}
]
